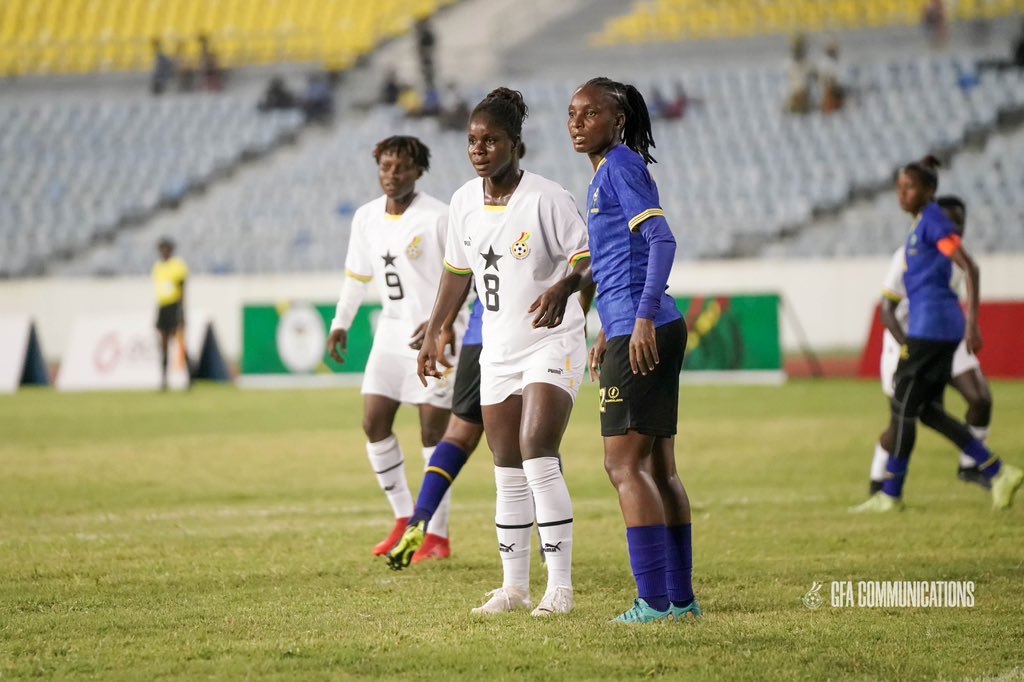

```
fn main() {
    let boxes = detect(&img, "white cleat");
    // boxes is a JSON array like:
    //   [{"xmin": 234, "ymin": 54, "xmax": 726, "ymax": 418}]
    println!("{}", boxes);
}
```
[
  {"xmin": 531, "ymin": 585, "xmax": 574, "ymax": 617},
  {"xmin": 470, "ymin": 587, "xmax": 532, "ymax": 615}
]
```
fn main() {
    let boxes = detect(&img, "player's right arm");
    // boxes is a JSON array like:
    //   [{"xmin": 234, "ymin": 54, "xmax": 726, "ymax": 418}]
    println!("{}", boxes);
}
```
[
  {"xmin": 880, "ymin": 246, "xmax": 907, "ymax": 345},
  {"xmin": 327, "ymin": 212, "xmax": 373, "ymax": 364},
  {"xmin": 418, "ymin": 270, "xmax": 471, "ymax": 385}
]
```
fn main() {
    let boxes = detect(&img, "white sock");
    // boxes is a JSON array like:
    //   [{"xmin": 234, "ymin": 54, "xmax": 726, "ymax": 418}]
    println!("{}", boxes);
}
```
[
  {"xmin": 423, "ymin": 446, "xmax": 452, "ymax": 538},
  {"xmin": 366, "ymin": 435, "xmax": 413, "ymax": 519},
  {"xmin": 522, "ymin": 457, "xmax": 573, "ymax": 591},
  {"xmin": 968, "ymin": 424, "xmax": 990, "ymax": 442},
  {"xmin": 870, "ymin": 442, "xmax": 888, "ymax": 482},
  {"xmin": 494, "ymin": 466, "xmax": 533, "ymax": 594}
]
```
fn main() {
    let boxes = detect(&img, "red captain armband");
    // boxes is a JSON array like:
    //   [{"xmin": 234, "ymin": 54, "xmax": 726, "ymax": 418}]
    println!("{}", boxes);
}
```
[{"xmin": 937, "ymin": 233, "xmax": 962, "ymax": 257}]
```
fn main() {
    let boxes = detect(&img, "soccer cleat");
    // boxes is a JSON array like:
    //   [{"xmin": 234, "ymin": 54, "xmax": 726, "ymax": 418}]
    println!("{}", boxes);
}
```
[
  {"xmin": 470, "ymin": 587, "xmax": 532, "ymax": 615},
  {"xmin": 669, "ymin": 599, "xmax": 703, "ymax": 621},
  {"xmin": 385, "ymin": 520, "xmax": 426, "ymax": 569},
  {"xmin": 372, "ymin": 517, "xmax": 409, "ymax": 556},
  {"xmin": 991, "ymin": 463, "xmax": 1024, "ymax": 510},
  {"xmin": 410, "ymin": 532, "xmax": 450, "ymax": 564},
  {"xmin": 531, "ymin": 585, "xmax": 574, "ymax": 617},
  {"xmin": 612, "ymin": 598, "xmax": 673, "ymax": 624},
  {"xmin": 848, "ymin": 492, "xmax": 904, "ymax": 513},
  {"xmin": 957, "ymin": 465, "xmax": 992, "ymax": 490}
]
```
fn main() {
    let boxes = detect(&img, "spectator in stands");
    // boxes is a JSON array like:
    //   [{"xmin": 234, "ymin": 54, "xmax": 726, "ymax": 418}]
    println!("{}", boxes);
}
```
[
  {"xmin": 152, "ymin": 237, "xmax": 190, "ymax": 391},
  {"xmin": 150, "ymin": 38, "xmax": 175, "ymax": 96},
  {"xmin": 439, "ymin": 82, "xmax": 470, "ymax": 131},
  {"xmin": 258, "ymin": 76, "xmax": 297, "ymax": 112},
  {"xmin": 198, "ymin": 34, "xmax": 224, "ymax": 91},
  {"xmin": 381, "ymin": 68, "xmax": 402, "ymax": 106},
  {"xmin": 416, "ymin": 19, "xmax": 437, "ymax": 91},
  {"xmin": 819, "ymin": 39, "xmax": 844, "ymax": 114},
  {"xmin": 922, "ymin": 0, "xmax": 948, "ymax": 47},
  {"xmin": 785, "ymin": 33, "xmax": 812, "ymax": 114},
  {"xmin": 301, "ymin": 72, "xmax": 334, "ymax": 123},
  {"xmin": 175, "ymin": 39, "xmax": 196, "ymax": 92}
]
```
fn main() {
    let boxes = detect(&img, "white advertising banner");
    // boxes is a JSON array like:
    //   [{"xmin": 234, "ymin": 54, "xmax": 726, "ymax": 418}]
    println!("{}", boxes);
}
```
[
  {"xmin": 56, "ymin": 312, "xmax": 224, "ymax": 392},
  {"xmin": 0, "ymin": 315, "xmax": 49, "ymax": 393}
]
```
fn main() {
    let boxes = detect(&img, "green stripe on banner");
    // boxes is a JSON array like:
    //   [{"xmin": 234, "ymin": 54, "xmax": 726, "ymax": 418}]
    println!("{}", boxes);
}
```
[{"xmin": 676, "ymin": 294, "xmax": 781, "ymax": 372}]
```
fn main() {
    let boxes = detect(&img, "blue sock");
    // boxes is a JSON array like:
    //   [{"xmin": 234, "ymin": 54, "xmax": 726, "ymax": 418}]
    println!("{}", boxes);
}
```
[
  {"xmin": 665, "ymin": 524, "xmax": 694, "ymax": 608},
  {"xmin": 626, "ymin": 525, "xmax": 669, "ymax": 612},
  {"xmin": 963, "ymin": 439, "xmax": 1002, "ymax": 478},
  {"xmin": 409, "ymin": 441, "xmax": 469, "ymax": 527},
  {"xmin": 881, "ymin": 455, "xmax": 909, "ymax": 498}
]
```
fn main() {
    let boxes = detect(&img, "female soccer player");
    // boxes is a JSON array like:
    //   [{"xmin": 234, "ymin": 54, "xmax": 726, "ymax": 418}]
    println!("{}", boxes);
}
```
[
  {"xmin": 418, "ymin": 87, "xmax": 591, "ymax": 617},
  {"xmin": 867, "ymin": 196, "xmax": 994, "ymax": 495},
  {"xmin": 564, "ymin": 77, "xmax": 700, "ymax": 623},
  {"xmin": 327, "ymin": 135, "xmax": 466, "ymax": 559},
  {"xmin": 851, "ymin": 157, "xmax": 1022, "ymax": 512}
]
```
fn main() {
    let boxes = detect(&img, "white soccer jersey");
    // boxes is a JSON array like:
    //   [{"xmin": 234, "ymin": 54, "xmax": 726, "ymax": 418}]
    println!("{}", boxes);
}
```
[
  {"xmin": 444, "ymin": 171, "xmax": 591, "ymax": 365},
  {"xmin": 344, "ymin": 192, "xmax": 452, "ymax": 356}
]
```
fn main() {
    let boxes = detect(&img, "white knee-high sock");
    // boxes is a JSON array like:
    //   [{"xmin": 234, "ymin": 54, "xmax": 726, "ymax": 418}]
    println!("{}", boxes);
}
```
[
  {"xmin": 522, "ymin": 456, "xmax": 573, "ymax": 591},
  {"xmin": 870, "ymin": 442, "xmax": 888, "ymax": 481},
  {"xmin": 494, "ymin": 466, "xmax": 533, "ymax": 594},
  {"xmin": 423, "ymin": 446, "xmax": 452, "ymax": 538},
  {"xmin": 366, "ymin": 435, "xmax": 413, "ymax": 519}
]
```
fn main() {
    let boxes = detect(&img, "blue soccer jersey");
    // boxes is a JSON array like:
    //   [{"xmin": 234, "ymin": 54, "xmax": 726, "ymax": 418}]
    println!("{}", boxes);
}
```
[
  {"xmin": 904, "ymin": 202, "xmax": 965, "ymax": 342},
  {"xmin": 586, "ymin": 144, "xmax": 681, "ymax": 339},
  {"xmin": 462, "ymin": 296, "xmax": 483, "ymax": 347}
]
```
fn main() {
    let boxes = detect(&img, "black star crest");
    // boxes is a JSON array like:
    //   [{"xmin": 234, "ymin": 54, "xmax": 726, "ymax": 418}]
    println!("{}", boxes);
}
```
[
  {"xmin": 381, "ymin": 251, "xmax": 397, "ymax": 267},
  {"xmin": 480, "ymin": 246, "xmax": 502, "ymax": 271}
]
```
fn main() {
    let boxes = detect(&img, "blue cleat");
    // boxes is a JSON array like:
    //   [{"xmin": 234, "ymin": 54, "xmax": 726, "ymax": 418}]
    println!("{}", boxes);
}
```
[
  {"xmin": 669, "ymin": 599, "xmax": 702, "ymax": 621},
  {"xmin": 612, "ymin": 598, "xmax": 672, "ymax": 624}
]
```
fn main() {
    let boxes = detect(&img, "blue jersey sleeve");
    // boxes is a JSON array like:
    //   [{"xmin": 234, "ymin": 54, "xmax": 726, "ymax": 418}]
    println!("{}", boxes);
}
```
[
  {"xmin": 608, "ymin": 156, "xmax": 665, "ymax": 233},
  {"xmin": 920, "ymin": 204, "xmax": 956, "ymax": 246}
]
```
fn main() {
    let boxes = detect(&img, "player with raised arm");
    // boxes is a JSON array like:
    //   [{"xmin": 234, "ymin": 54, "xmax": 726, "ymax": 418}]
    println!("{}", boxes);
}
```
[
  {"xmin": 867, "ymin": 195, "xmax": 995, "ymax": 494},
  {"xmin": 851, "ymin": 157, "xmax": 1022, "ymax": 512},
  {"xmin": 561, "ymin": 77, "xmax": 700, "ymax": 623},
  {"xmin": 418, "ymin": 87, "xmax": 591, "ymax": 617},
  {"xmin": 326, "ymin": 135, "xmax": 466, "ymax": 559}
]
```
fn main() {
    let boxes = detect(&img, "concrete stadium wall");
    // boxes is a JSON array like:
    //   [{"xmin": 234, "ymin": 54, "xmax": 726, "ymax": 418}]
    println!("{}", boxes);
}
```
[{"xmin": 3, "ymin": 254, "xmax": 1024, "ymax": 364}]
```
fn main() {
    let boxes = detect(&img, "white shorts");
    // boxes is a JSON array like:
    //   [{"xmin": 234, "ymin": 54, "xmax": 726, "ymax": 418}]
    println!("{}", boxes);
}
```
[
  {"xmin": 880, "ymin": 330, "xmax": 981, "ymax": 398},
  {"xmin": 362, "ymin": 342, "xmax": 456, "ymax": 409},
  {"xmin": 479, "ymin": 335, "xmax": 586, "ymax": 406}
]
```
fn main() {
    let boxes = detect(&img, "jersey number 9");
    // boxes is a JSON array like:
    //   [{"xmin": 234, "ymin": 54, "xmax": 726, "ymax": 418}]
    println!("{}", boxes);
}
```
[{"xmin": 385, "ymin": 272, "xmax": 404, "ymax": 300}]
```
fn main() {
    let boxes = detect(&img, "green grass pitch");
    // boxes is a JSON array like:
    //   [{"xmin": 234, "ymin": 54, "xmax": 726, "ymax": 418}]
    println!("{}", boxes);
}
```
[{"xmin": 2, "ymin": 380, "xmax": 1022, "ymax": 680}]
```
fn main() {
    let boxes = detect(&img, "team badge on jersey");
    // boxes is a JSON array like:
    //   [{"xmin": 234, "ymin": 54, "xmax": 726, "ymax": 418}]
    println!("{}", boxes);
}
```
[
  {"xmin": 405, "ymin": 235, "xmax": 423, "ymax": 260},
  {"xmin": 510, "ymin": 232, "xmax": 531, "ymax": 260},
  {"xmin": 590, "ymin": 188, "xmax": 600, "ymax": 214}
]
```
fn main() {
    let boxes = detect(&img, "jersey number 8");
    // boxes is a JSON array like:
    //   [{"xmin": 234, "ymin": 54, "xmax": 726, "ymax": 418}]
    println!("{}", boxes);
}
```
[
  {"xmin": 483, "ymin": 273, "xmax": 500, "ymax": 311},
  {"xmin": 385, "ymin": 272, "xmax": 404, "ymax": 300}
]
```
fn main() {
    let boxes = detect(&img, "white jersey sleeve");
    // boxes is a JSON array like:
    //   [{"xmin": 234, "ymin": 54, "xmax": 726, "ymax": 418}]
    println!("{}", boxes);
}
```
[
  {"xmin": 343, "ymin": 208, "xmax": 374, "ymax": 282},
  {"xmin": 881, "ymin": 245, "xmax": 909, "ymax": 333},
  {"xmin": 548, "ymin": 186, "xmax": 591, "ymax": 267}
]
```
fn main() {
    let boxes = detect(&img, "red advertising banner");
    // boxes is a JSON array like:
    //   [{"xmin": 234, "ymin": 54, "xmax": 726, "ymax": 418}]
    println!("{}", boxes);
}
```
[{"xmin": 858, "ymin": 301, "xmax": 1024, "ymax": 379}]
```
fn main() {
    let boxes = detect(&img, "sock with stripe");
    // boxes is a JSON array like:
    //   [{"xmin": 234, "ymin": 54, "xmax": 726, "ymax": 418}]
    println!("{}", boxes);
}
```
[
  {"xmin": 410, "ymin": 441, "xmax": 469, "ymax": 534},
  {"xmin": 422, "ymin": 446, "xmax": 453, "ymax": 538},
  {"xmin": 494, "ymin": 466, "xmax": 533, "ymax": 593},
  {"xmin": 962, "ymin": 438, "xmax": 1002, "ymax": 479},
  {"xmin": 968, "ymin": 424, "xmax": 990, "ymax": 442},
  {"xmin": 626, "ymin": 525, "xmax": 669, "ymax": 612},
  {"xmin": 366, "ymin": 434, "xmax": 413, "ymax": 519},
  {"xmin": 522, "ymin": 456, "xmax": 573, "ymax": 590},
  {"xmin": 665, "ymin": 523, "xmax": 694, "ymax": 608}
]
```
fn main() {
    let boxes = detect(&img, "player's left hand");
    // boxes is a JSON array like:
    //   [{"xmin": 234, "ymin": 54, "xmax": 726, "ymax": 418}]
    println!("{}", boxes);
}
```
[
  {"xmin": 629, "ymin": 318, "xmax": 659, "ymax": 375},
  {"xmin": 436, "ymin": 325, "xmax": 457, "ymax": 368},
  {"xmin": 966, "ymin": 320, "xmax": 983, "ymax": 355},
  {"xmin": 529, "ymin": 280, "xmax": 572, "ymax": 328},
  {"xmin": 409, "ymin": 321, "xmax": 428, "ymax": 350}
]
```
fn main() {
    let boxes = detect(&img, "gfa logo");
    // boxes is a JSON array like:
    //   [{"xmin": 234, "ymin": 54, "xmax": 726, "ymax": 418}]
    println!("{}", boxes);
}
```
[
  {"xmin": 541, "ymin": 542, "xmax": 563, "ymax": 553},
  {"xmin": 498, "ymin": 542, "xmax": 515, "ymax": 553}
]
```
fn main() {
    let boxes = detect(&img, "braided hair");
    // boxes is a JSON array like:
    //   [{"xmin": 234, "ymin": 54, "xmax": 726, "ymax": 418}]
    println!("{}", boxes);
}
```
[
  {"xmin": 373, "ymin": 135, "xmax": 431, "ymax": 171},
  {"xmin": 583, "ymin": 76, "xmax": 657, "ymax": 165},
  {"xmin": 470, "ymin": 87, "xmax": 529, "ymax": 141}
]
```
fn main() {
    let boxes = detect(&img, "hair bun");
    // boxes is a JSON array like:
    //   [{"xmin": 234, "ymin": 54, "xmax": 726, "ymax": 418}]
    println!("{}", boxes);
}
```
[
  {"xmin": 484, "ymin": 87, "xmax": 529, "ymax": 121},
  {"xmin": 920, "ymin": 154, "xmax": 941, "ymax": 170}
]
